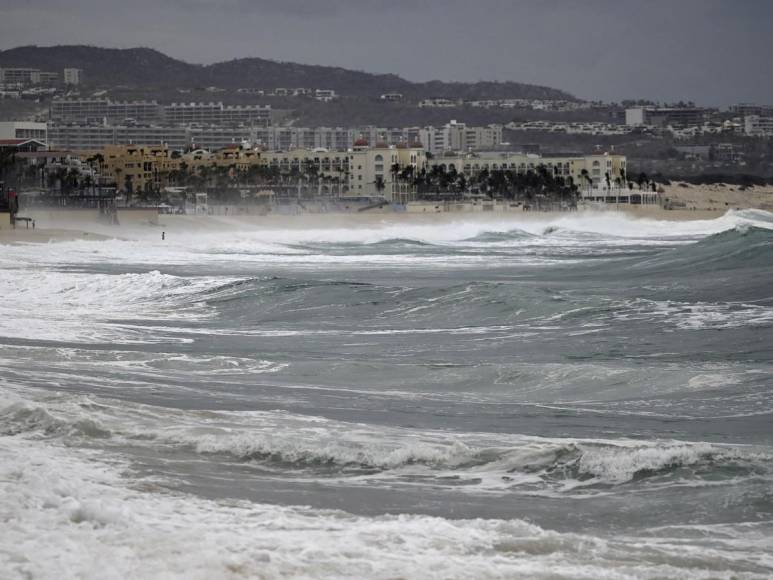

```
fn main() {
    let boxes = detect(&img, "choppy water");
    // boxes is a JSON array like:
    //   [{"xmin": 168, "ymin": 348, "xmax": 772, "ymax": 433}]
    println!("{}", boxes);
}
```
[{"xmin": 1, "ymin": 210, "xmax": 773, "ymax": 579}]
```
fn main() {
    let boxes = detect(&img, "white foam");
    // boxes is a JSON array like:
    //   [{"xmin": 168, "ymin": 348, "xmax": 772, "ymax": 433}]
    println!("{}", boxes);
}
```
[
  {"xmin": 2, "ymin": 385, "xmax": 768, "ymax": 495},
  {"xmin": 3, "ymin": 210, "xmax": 771, "ymax": 273},
  {"xmin": 2, "ymin": 432, "xmax": 772, "ymax": 579},
  {"xmin": 615, "ymin": 299, "xmax": 773, "ymax": 330},
  {"xmin": 0, "ymin": 269, "xmax": 232, "ymax": 342}
]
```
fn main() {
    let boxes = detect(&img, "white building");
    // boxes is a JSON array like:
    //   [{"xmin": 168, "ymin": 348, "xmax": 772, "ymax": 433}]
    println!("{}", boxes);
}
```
[
  {"xmin": 63, "ymin": 68, "xmax": 84, "ymax": 85},
  {"xmin": 744, "ymin": 115, "xmax": 773, "ymax": 137},
  {"xmin": 0, "ymin": 121, "xmax": 47, "ymax": 143},
  {"xmin": 419, "ymin": 121, "xmax": 502, "ymax": 155},
  {"xmin": 625, "ymin": 107, "xmax": 647, "ymax": 126},
  {"xmin": 314, "ymin": 89, "xmax": 338, "ymax": 102}
]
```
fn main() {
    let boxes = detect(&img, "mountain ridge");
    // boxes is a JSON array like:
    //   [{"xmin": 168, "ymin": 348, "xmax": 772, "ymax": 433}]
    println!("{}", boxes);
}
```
[{"xmin": 0, "ymin": 45, "xmax": 577, "ymax": 101}]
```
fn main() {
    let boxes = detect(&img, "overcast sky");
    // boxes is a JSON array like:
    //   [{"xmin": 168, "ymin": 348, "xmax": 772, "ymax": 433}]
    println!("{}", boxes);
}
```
[{"xmin": 1, "ymin": 0, "xmax": 771, "ymax": 105}]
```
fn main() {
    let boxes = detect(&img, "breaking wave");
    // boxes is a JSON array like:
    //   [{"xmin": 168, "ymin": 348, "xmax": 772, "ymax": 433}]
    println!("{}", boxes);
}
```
[
  {"xmin": 3, "ymin": 389, "xmax": 769, "ymax": 494},
  {"xmin": 3, "ymin": 434, "xmax": 772, "ymax": 579}
]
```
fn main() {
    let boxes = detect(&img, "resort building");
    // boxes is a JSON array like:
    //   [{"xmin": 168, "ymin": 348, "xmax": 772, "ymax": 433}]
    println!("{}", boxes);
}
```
[
  {"xmin": 260, "ymin": 143, "xmax": 427, "ymax": 201},
  {"xmin": 50, "ymin": 98, "xmax": 271, "ymax": 126},
  {"xmin": 47, "ymin": 123, "xmax": 254, "ymax": 150},
  {"xmin": 97, "ymin": 144, "xmax": 179, "ymax": 194},
  {"xmin": 431, "ymin": 151, "xmax": 627, "ymax": 189}
]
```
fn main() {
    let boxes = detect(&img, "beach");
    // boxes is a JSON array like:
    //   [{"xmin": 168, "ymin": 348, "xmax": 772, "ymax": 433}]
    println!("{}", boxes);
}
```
[{"xmin": 4, "ymin": 195, "xmax": 769, "ymax": 244}]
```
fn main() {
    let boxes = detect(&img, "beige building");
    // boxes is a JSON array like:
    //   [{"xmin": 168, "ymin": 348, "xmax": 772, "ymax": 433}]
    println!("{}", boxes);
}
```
[
  {"xmin": 181, "ymin": 146, "xmax": 262, "ymax": 173},
  {"xmin": 96, "ymin": 144, "xmax": 179, "ymax": 194},
  {"xmin": 346, "ymin": 143, "xmax": 427, "ymax": 201},
  {"xmin": 430, "ymin": 151, "xmax": 626, "ymax": 189},
  {"xmin": 261, "ymin": 143, "xmax": 426, "ymax": 201}
]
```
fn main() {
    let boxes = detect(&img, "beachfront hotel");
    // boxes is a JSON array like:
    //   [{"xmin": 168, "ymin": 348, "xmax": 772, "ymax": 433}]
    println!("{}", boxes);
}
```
[
  {"xmin": 66, "ymin": 141, "xmax": 625, "ymax": 202},
  {"xmin": 434, "ymin": 151, "xmax": 628, "ymax": 189}
]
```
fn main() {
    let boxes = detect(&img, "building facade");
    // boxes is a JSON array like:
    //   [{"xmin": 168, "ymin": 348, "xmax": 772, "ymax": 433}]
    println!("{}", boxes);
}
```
[
  {"xmin": 431, "ymin": 151, "xmax": 627, "ymax": 189},
  {"xmin": 744, "ymin": 115, "xmax": 773, "ymax": 137},
  {"xmin": 63, "ymin": 68, "xmax": 83, "ymax": 85},
  {"xmin": 0, "ymin": 121, "xmax": 48, "ymax": 142},
  {"xmin": 625, "ymin": 107, "xmax": 713, "ymax": 128},
  {"xmin": 419, "ymin": 121, "xmax": 503, "ymax": 155},
  {"xmin": 98, "ymin": 144, "xmax": 178, "ymax": 194}
]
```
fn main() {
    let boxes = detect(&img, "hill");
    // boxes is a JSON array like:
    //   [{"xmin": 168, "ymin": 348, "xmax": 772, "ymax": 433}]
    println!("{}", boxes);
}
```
[{"xmin": 0, "ymin": 45, "xmax": 577, "ymax": 101}]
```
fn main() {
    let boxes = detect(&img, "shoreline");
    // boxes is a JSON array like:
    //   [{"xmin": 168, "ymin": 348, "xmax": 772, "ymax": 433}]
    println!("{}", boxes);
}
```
[
  {"xmin": 0, "ymin": 227, "xmax": 112, "ymax": 245},
  {"xmin": 2, "ymin": 204, "xmax": 768, "ymax": 244}
]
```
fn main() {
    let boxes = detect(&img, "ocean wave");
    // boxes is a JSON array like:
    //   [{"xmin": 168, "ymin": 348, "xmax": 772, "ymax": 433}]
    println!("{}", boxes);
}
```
[
  {"xmin": 0, "ymin": 269, "xmax": 243, "ymax": 342},
  {"xmin": 463, "ymin": 228, "xmax": 536, "ymax": 243},
  {"xmin": 626, "ymin": 225, "xmax": 773, "ymax": 277},
  {"xmin": 613, "ymin": 298, "xmax": 773, "ymax": 330},
  {"xmin": 3, "ymin": 389, "xmax": 768, "ymax": 493},
  {"xmin": 2, "ymin": 434, "xmax": 772, "ymax": 579}
]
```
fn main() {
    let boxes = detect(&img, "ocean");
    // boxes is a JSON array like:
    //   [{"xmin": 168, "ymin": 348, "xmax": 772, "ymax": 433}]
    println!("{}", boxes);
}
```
[{"xmin": 1, "ymin": 209, "xmax": 772, "ymax": 579}]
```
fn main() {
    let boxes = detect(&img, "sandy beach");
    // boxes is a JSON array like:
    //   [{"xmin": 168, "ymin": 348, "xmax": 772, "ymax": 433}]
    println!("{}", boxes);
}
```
[
  {"xmin": 661, "ymin": 183, "xmax": 773, "ymax": 211},
  {"xmin": 2, "ymin": 188, "xmax": 770, "ymax": 244}
]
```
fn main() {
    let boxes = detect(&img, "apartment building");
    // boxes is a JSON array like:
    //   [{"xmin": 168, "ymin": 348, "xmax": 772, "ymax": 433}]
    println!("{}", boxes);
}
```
[
  {"xmin": 189, "ymin": 126, "xmax": 252, "ymax": 150},
  {"xmin": 110, "ymin": 100, "xmax": 163, "ymax": 123},
  {"xmin": 51, "ymin": 98, "xmax": 163, "ymax": 124},
  {"xmin": 0, "ymin": 68, "xmax": 39, "ymax": 84},
  {"xmin": 625, "ymin": 107, "xmax": 714, "ymax": 128},
  {"xmin": 50, "ymin": 98, "xmax": 271, "ymax": 126},
  {"xmin": 50, "ymin": 98, "xmax": 111, "ymax": 123},
  {"xmin": 744, "ymin": 115, "xmax": 773, "ymax": 137},
  {"xmin": 730, "ymin": 103, "xmax": 773, "ymax": 118},
  {"xmin": 163, "ymin": 102, "xmax": 270, "ymax": 126},
  {"xmin": 419, "ymin": 121, "xmax": 503, "ymax": 155},
  {"xmin": 48, "ymin": 123, "xmax": 259, "ymax": 150},
  {"xmin": 30, "ymin": 71, "xmax": 60, "ymax": 84},
  {"xmin": 63, "ymin": 68, "xmax": 83, "ymax": 85}
]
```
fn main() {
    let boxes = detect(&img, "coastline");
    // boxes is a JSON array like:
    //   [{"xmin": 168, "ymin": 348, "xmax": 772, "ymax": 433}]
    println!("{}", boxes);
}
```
[
  {"xmin": 0, "ymin": 227, "xmax": 112, "ymax": 245},
  {"xmin": 3, "ymin": 197, "xmax": 770, "ymax": 245}
]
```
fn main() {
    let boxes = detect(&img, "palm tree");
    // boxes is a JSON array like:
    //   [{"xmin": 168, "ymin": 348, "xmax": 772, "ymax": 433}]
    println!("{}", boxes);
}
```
[
  {"xmin": 580, "ymin": 169, "xmax": 593, "ymax": 190},
  {"xmin": 124, "ymin": 174, "xmax": 133, "ymax": 205}
]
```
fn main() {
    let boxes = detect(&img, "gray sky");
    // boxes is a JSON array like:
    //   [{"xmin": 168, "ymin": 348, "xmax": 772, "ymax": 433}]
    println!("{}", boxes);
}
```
[{"xmin": 1, "ymin": 0, "xmax": 771, "ymax": 105}]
